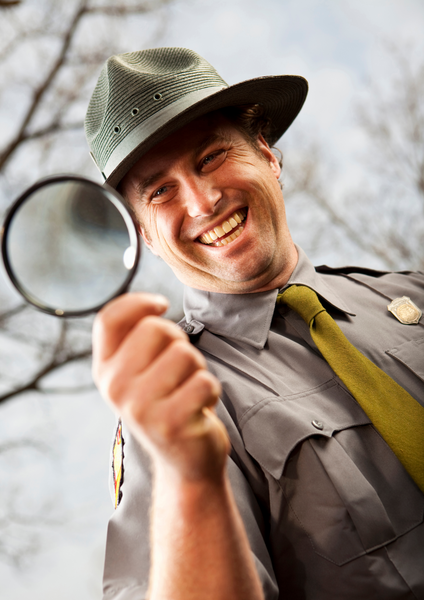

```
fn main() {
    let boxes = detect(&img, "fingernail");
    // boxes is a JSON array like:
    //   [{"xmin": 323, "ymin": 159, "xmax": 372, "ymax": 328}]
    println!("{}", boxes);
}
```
[{"xmin": 153, "ymin": 294, "xmax": 169, "ymax": 309}]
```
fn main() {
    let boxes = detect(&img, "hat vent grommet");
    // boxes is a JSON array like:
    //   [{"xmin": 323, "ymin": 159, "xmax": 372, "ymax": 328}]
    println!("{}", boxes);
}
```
[
  {"xmin": 153, "ymin": 92, "xmax": 163, "ymax": 101},
  {"xmin": 113, "ymin": 125, "xmax": 121, "ymax": 134},
  {"xmin": 131, "ymin": 108, "xmax": 139, "ymax": 116}
]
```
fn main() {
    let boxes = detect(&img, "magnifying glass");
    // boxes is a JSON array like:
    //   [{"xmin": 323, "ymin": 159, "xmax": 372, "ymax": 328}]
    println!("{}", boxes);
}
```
[{"xmin": 1, "ymin": 175, "xmax": 141, "ymax": 317}]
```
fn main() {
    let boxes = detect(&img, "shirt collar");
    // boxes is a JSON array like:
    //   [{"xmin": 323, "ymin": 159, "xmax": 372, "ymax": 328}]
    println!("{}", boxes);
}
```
[{"xmin": 183, "ymin": 246, "xmax": 355, "ymax": 350}]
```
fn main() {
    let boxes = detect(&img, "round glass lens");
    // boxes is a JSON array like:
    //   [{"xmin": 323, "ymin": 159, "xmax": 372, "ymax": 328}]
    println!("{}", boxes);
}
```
[{"xmin": 4, "ymin": 179, "xmax": 139, "ymax": 315}]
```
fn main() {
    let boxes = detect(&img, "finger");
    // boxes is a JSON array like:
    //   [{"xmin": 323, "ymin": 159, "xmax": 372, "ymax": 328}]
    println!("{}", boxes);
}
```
[
  {"xmin": 131, "ymin": 339, "xmax": 207, "ymax": 403},
  {"xmin": 165, "ymin": 371, "xmax": 222, "ymax": 423},
  {"xmin": 93, "ymin": 292, "xmax": 169, "ymax": 363},
  {"xmin": 107, "ymin": 315, "xmax": 188, "ymax": 381},
  {"xmin": 127, "ymin": 368, "xmax": 221, "ymax": 440},
  {"xmin": 106, "ymin": 336, "xmax": 204, "ymax": 407}
]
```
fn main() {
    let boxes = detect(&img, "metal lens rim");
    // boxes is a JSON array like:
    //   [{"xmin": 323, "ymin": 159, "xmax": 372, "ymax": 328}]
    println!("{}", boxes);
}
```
[{"xmin": 1, "ymin": 174, "xmax": 141, "ymax": 317}]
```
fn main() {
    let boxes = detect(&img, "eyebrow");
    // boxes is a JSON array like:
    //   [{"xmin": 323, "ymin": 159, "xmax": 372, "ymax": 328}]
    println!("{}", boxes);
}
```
[
  {"xmin": 134, "ymin": 130, "xmax": 233, "ymax": 199},
  {"xmin": 195, "ymin": 131, "xmax": 233, "ymax": 157},
  {"xmin": 135, "ymin": 170, "xmax": 167, "ymax": 199}
]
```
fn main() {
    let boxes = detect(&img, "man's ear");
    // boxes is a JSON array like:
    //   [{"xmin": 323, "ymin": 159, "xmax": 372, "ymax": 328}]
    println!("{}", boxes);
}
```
[
  {"xmin": 257, "ymin": 133, "xmax": 281, "ymax": 179},
  {"xmin": 137, "ymin": 223, "xmax": 159, "ymax": 256}
]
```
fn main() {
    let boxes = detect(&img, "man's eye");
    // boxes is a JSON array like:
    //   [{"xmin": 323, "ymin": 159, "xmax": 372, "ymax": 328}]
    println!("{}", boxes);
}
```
[
  {"xmin": 151, "ymin": 186, "xmax": 169, "ymax": 202},
  {"xmin": 201, "ymin": 150, "xmax": 226, "ymax": 171},
  {"xmin": 203, "ymin": 153, "xmax": 218, "ymax": 165},
  {"xmin": 154, "ymin": 186, "xmax": 167, "ymax": 197}
]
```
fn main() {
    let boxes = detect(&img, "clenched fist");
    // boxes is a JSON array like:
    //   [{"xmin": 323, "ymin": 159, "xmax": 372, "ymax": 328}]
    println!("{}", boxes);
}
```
[{"xmin": 92, "ymin": 293, "xmax": 229, "ymax": 483}]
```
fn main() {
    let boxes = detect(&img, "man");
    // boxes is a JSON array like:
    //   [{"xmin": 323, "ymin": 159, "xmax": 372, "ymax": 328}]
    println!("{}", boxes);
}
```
[{"xmin": 85, "ymin": 48, "xmax": 424, "ymax": 600}]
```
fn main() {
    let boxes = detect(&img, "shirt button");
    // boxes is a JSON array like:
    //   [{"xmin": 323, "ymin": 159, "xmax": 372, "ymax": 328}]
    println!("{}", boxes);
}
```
[
  {"xmin": 312, "ymin": 419, "xmax": 324, "ymax": 430},
  {"xmin": 183, "ymin": 324, "xmax": 194, "ymax": 334}
]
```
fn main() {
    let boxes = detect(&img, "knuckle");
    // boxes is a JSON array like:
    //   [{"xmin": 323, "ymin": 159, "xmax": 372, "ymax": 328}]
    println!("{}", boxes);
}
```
[
  {"xmin": 155, "ymin": 418, "xmax": 179, "ymax": 444},
  {"xmin": 170, "ymin": 339, "xmax": 206, "ymax": 368},
  {"xmin": 130, "ymin": 402, "xmax": 177, "ymax": 446},
  {"xmin": 139, "ymin": 315, "xmax": 186, "ymax": 342},
  {"xmin": 96, "ymin": 293, "xmax": 132, "ymax": 324},
  {"xmin": 95, "ymin": 362, "xmax": 130, "ymax": 406},
  {"xmin": 125, "ymin": 397, "xmax": 149, "ymax": 428},
  {"xmin": 138, "ymin": 315, "xmax": 163, "ymax": 335},
  {"xmin": 94, "ymin": 293, "xmax": 169, "ymax": 333},
  {"xmin": 193, "ymin": 369, "xmax": 220, "ymax": 396},
  {"xmin": 102, "ymin": 373, "xmax": 125, "ymax": 404},
  {"xmin": 94, "ymin": 303, "xmax": 115, "ymax": 333},
  {"xmin": 93, "ymin": 299, "xmax": 130, "ymax": 339}
]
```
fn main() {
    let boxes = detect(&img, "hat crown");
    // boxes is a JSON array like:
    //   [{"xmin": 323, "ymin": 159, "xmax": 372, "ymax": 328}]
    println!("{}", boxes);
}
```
[
  {"xmin": 119, "ymin": 47, "xmax": 202, "ymax": 75},
  {"xmin": 85, "ymin": 48, "xmax": 227, "ymax": 173}
]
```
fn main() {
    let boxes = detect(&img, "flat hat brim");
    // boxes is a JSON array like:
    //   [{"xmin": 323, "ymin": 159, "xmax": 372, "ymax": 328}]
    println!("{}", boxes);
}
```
[{"xmin": 106, "ymin": 74, "xmax": 308, "ymax": 188}]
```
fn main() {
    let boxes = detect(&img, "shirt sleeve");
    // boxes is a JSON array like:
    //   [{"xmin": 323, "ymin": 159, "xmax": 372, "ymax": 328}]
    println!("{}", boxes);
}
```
[
  {"xmin": 102, "ymin": 417, "xmax": 278, "ymax": 600},
  {"xmin": 102, "ymin": 421, "xmax": 152, "ymax": 600},
  {"xmin": 226, "ymin": 455, "xmax": 279, "ymax": 599}
]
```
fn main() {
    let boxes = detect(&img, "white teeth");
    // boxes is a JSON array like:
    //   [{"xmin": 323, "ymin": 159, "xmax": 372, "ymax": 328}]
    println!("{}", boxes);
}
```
[
  {"xmin": 201, "ymin": 231, "xmax": 213, "ymax": 244},
  {"xmin": 214, "ymin": 225, "xmax": 225, "ymax": 237},
  {"xmin": 213, "ymin": 225, "xmax": 244, "ymax": 246},
  {"xmin": 199, "ymin": 209, "xmax": 247, "ymax": 246}
]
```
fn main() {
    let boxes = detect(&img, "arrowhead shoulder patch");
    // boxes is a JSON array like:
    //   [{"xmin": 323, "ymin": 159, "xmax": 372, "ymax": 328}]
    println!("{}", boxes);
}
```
[{"xmin": 112, "ymin": 419, "xmax": 125, "ymax": 509}]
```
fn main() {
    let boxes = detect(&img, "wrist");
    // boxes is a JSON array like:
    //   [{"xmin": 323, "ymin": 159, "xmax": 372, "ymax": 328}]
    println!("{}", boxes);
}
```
[
  {"xmin": 149, "ymin": 467, "xmax": 265, "ymax": 600},
  {"xmin": 148, "ymin": 407, "xmax": 230, "ymax": 485},
  {"xmin": 152, "ymin": 456, "xmax": 229, "ymax": 505}
]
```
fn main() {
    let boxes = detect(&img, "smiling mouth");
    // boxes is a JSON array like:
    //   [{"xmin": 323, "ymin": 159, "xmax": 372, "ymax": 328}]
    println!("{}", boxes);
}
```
[{"xmin": 198, "ymin": 208, "xmax": 247, "ymax": 247}]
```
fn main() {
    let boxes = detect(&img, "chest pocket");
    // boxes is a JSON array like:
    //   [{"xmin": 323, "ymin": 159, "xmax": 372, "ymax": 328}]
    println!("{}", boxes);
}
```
[
  {"xmin": 240, "ymin": 379, "xmax": 424, "ymax": 566},
  {"xmin": 386, "ymin": 336, "xmax": 424, "ymax": 385}
]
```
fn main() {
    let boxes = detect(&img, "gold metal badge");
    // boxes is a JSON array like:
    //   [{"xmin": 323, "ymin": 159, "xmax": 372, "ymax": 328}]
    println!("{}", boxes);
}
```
[{"xmin": 387, "ymin": 296, "xmax": 422, "ymax": 325}]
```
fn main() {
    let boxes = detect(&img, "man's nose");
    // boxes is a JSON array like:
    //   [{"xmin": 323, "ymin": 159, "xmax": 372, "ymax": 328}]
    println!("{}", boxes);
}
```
[{"xmin": 182, "ymin": 178, "xmax": 222, "ymax": 217}]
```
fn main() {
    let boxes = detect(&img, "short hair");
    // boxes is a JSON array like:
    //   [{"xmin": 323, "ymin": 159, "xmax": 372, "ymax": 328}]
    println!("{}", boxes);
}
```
[{"xmin": 220, "ymin": 103, "xmax": 283, "ymax": 173}]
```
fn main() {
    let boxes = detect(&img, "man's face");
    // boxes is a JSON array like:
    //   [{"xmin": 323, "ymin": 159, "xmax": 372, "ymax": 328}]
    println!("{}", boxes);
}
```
[{"xmin": 121, "ymin": 113, "xmax": 297, "ymax": 294}]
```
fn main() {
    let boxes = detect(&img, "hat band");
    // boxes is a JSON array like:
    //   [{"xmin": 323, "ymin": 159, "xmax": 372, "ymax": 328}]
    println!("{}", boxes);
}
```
[{"xmin": 102, "ymin": 85, "xmax": 227, "ymax": 179}]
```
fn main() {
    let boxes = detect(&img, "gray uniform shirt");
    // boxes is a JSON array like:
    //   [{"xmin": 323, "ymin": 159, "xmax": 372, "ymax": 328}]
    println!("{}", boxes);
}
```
[{"xmin": 103, "ymin": 247, "xmax": 424, "ymax": 600}]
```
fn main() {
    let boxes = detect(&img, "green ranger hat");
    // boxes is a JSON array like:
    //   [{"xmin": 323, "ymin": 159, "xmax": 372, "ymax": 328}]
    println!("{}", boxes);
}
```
[{"xmin": 85, "ymin": 47, "xmax": 308, "ymax": 188}]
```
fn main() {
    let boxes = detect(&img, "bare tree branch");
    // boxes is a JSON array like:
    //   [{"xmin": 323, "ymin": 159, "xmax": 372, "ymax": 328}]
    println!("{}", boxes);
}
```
[
  {"xmin": 0, "ymin": 303, "xmax": 27, "ymax": 324},
  {"xmin": 85, "ymin": 0, "xmax": 172, "ymax": 15},
  {"xmin": 40, "ymin": 383, "xmax": 96, "ymax": 394},
  {"xmin": 285, "ymin": 153, "xmax": 400, "ymax": 269},
  {"xmin": 0, "ymin": 0, "xmax": 178, "ymax": 570},
  {"xmin": 0, "ymin": 0, "xmax": 21, "ymax": 7},
  {"xmin": 0, "ymin": 348, "xmax": 92, "ymax": 405},
  {"xmin": 22, "ymin": 121, "xmax": 84, "ymax": 142},
  {"xmin": 0, "ymin": 0, "xmax": 89, "ymax": 171},
  {"xmin": 283, "ymin": 42, "xmax": 424, "ymax": 270},
  {"xmin": 0, "ymin": 438, "xmax": 50, "ymax": 454}
]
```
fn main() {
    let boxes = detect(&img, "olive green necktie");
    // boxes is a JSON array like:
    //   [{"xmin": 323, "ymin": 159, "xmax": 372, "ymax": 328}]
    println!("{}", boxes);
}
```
[{"xmin": 277, "ymin": 284, "xmax": 424, "ymax": 493}]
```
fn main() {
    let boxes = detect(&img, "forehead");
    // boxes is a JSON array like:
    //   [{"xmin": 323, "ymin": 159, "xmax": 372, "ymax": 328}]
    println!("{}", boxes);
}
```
[{"xmin": 120, "ymin": 112, "xmax": 239, "ymax": 190}]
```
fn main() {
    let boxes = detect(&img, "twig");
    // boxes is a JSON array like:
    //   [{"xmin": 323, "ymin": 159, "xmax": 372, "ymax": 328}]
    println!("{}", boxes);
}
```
[
  {"xmin": 0, "ymin": 0, "xmax": 89, "ymax": 172},
  {"xmin": 0, "ymin": 348, "xmax": 92, "ymax": 405}
]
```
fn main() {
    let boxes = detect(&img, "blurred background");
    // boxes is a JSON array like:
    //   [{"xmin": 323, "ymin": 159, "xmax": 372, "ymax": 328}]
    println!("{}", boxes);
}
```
[{"xmin": 0, "ymin": 0, "xmax": 423, "ymax": 597}]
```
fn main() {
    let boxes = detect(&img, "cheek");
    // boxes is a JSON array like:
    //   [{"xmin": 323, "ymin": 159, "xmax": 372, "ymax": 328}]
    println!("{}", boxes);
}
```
[
  {"xmin": 146, "ymin": 207, "xmax": 184, "ymax": 259},
  {"xmin": 132, "ymin": 204, "xmax": 161, "ymax": 250}
]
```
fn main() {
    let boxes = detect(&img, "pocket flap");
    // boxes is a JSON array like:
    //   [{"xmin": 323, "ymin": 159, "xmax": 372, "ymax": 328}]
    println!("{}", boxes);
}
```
[
  {"xmin": 240, "ymin": 380, "xmax": 370, "ymax": 480},
  {"xmin": 386, "ymin": 337, "xmax": 424, "ymax": 383}
]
